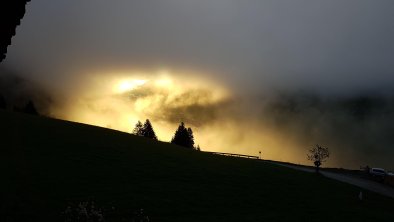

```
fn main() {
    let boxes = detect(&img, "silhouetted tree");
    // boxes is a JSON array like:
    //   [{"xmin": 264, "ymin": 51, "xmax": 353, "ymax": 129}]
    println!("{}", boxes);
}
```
[
  {"xmin": 171, "ymin": 122, "xmax": 195, "ymax": 149},
  {"xmin": 0, "ymin": 95, "xmax": 6, "ymax": 109},
  {"xmin": 15, "ymin": 100, "xmax": 39, "ymax": 115},
  {"xmin": 25, "ymin": 100, "xmax": 39, "ymax": 115},
  {"xmin": 196, "ymin": 145, "xmax": 201, "ymax": 151},
  {"xmin": 307, "ymin": 144, "xmax": 329, "ymax": 173},
  {"xmin": 141, "ymin": 119, "xmax": 158, "ymax": 140},
  {"xmin": 187, "ymin": 127, "xmax": 195, "ymax": 148},
  {"xmin": 132, "ymin": 120, "xmax": 144, "ymax": 136}
]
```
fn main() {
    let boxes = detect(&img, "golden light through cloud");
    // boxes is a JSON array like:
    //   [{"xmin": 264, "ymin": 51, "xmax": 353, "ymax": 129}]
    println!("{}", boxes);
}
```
[
  {"xmin": 49, "ymin": 69, "xmax": 311, "ymax": 167},
  {"xmin": 54, "ymin": 69, "xmax": 229, "ymax": 128},
  {"xmin": 2, "ymin": 0, "xmax": 392, "ymax": 171},
  {"xmin": 154, "ymin": 78, "xmax": 173, "ymax": 88},
  {"xmin": 115, "ymin": 79, "xmax": 148, "ymax": 93}
]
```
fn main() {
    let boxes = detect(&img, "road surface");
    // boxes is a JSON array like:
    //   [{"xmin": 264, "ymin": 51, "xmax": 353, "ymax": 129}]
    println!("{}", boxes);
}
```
[{"xmin": 272, "ymin": 162, "xmax": 394, "ymax": 199}]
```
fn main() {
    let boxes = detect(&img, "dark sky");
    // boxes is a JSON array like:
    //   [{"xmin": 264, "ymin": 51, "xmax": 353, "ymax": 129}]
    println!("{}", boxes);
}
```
[{"xmin": 2, "ymin": 0, "xmax": 394, "ymax": 169}]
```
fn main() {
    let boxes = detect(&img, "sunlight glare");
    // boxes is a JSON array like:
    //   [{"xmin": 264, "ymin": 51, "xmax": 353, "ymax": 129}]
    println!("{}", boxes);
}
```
[
  {"xmin": 116, "ymin": 79, "xmax": 147, "ymax": 93},
  {"xmin": 155, "ymin": 78, "xmax": 173, "ymax": 88}
]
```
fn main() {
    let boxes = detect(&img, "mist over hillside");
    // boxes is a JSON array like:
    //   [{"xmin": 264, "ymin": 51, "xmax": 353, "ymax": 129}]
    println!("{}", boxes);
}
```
[
  {"xmin": 2, "ymin": 0, "xmax": 394, "ymax": 169},
  {"xmin": 1, "ymin": 66, "xmax": 393, "ymax": 170}
]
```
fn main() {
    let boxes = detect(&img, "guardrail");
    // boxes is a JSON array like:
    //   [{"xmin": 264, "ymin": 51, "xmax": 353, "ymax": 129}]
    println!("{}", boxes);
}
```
[{"xmin": 204, "ymin": 151, "xmax": 260, "ymax": 159}]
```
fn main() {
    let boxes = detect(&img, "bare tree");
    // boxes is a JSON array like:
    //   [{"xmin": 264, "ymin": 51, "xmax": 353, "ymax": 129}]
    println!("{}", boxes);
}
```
[{"xmin": 307, "ymin": 144, "xmax": 329, "ymax": 173}]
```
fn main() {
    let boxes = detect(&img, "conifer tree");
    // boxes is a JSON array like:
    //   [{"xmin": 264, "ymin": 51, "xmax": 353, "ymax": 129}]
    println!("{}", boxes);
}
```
[
  {"xmin": 132, "ymin": 120, "xmax": 144, "ymax": 136},
  {"xmin": 187, "ymin": 127, "xmax": 195, "ymax": 148},
  {"xmin": 23, "ymin": 100, "xmax": 38, "ymax": 115},
  {"xmin": 171, "ymin": 122, "xmax": 195, "ymax": 149},
  {"xmin": 142, "ymin": 119, "xmax": 158, "ymax": 140}
]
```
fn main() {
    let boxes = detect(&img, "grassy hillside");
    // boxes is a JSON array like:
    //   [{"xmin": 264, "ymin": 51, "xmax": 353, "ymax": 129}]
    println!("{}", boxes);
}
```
[{"xmin": 1, "ymin": 110, "xmax": 393, "ymax": 221}]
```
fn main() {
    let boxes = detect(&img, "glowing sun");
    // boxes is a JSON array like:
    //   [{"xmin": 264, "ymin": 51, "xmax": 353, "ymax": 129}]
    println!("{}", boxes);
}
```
[{"xmin": 116, "ymin": 79, "xmax": 147, "ymax": 93}]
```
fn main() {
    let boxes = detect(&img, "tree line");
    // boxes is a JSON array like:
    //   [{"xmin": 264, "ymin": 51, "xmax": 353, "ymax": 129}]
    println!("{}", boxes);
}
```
[
  {"xmin": 132, "ymin": 119, "xmax": 200, "ymax": 150},
  {"xmin": 0, "ymin": 94, "xmax": 39, "ymax": 115}
]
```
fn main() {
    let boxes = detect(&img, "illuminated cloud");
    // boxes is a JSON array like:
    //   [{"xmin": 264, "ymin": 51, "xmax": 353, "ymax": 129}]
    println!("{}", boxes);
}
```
[{"xmin": 1, "ymin": 1, "xmax": 394, "ymax": 170}]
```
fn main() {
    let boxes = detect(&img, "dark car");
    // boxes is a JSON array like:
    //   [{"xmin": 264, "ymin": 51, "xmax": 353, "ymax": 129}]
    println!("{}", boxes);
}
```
[{"xmin": 369, "ymin": 168, "xmax": 386, "ymax": 182}]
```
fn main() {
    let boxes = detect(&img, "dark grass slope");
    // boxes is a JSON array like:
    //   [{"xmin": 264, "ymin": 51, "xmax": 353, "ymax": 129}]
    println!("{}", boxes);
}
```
[{"xmin": 1, "ymin": 110, "xmax": 394, "ymax": 221}]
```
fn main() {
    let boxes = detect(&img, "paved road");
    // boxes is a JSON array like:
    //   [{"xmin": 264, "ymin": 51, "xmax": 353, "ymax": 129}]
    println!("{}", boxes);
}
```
[{"xmin": 273, "ymin": 162, "xmax": 394, "ymax": 199}]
